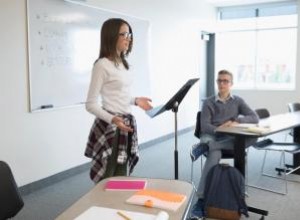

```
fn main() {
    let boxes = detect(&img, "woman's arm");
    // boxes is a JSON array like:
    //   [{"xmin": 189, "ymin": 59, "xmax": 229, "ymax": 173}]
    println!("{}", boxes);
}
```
[{"xmin": 85, "ymin": 64, "xmax": 114, "ymax": 124}]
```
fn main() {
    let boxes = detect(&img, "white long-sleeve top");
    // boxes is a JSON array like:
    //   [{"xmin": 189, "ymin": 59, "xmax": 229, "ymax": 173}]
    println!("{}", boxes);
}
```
[{"xmin": 85, "ymin": 57, "xmax": 135, "ymax": 123}]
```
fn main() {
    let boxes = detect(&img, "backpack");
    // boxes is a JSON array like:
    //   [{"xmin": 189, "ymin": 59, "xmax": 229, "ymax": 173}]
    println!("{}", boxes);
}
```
[{"xmin": 204, "ymin": 164, "xmax": 249, "ymax": 220}]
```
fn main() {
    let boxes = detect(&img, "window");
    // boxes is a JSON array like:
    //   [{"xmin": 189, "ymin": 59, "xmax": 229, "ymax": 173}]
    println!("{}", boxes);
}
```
[{"xmin": 215, "ymin": 2, "xmax": 298, "ymax": 90}]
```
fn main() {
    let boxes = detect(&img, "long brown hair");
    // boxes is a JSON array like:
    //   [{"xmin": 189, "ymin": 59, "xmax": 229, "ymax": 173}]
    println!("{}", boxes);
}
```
[{"xmin": 95, "ymin": 18, "xmax": 133, "ymax": 70}]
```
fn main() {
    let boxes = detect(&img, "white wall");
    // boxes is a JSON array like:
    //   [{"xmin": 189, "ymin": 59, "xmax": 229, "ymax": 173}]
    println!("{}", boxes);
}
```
[{"xmin": 0, "ymin": 0, "xmax": 216, "ymax": 186}]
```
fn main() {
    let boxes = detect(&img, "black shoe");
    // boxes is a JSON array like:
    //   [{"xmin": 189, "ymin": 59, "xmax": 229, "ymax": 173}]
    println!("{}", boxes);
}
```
[
  {"xmin": 190, "ymin": 143, "xmax": 209, "ymax": 162},
  {"xmin": 190, "ymin": 198, "xmax": 205, "ymax": 219}
]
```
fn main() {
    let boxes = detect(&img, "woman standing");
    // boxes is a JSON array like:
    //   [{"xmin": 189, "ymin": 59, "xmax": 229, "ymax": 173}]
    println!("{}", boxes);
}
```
[{"xmin": 85, "ymin": 18, "xmax": 152, "ymax": 183}]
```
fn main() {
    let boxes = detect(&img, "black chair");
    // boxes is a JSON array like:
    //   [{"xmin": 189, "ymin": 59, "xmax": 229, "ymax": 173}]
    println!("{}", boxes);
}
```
[
  {"xmin": 288, "ymin": 102, "xmax": 300, "ymax": 112},
  {"xmin": 0, "ymin": 161, "xmax": 24, "ymax": 220},
  {"xmin": 251, "ymin": 108, "xmax": 300, "ymax": 194},
  {"xmin": 286, "ymin": 102, "xmax": 300, "ymax": 140},
  {"xmin": 251, "ymin": 108, "xmax": 270, "ymax": 142},
  {"xmin": 255, "ymin": 108, "xmax": 270, "ymax": 119},
  {"xmin": 190, "ymin": 111, "xmax": 242, "ymax": 189}
]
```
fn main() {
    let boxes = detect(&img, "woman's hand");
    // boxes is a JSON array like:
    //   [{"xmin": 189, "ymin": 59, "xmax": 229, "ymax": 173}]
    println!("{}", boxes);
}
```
[
  {"xmin": 112, "ymin": 116, "xmax": 133, "ymax": 132},
  {"xmin": 135, "ymin": 97, "xmax": 152, "ymax": 111}
]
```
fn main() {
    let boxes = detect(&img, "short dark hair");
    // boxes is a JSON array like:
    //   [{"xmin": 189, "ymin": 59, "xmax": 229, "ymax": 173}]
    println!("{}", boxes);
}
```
[
  {"xmin": 96, "ymin": 18, "xmax": 133, "ymax": 70},
  {"xmin": 218, "ymin": 69, "xmax": 233, "ymax": 82}
]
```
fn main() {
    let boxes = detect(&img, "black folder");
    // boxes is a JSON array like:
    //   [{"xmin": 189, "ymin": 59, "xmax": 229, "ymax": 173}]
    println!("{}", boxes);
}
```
[{"xmin": 146, "ymin": 78, "xmax": 199, "ymax": 118}]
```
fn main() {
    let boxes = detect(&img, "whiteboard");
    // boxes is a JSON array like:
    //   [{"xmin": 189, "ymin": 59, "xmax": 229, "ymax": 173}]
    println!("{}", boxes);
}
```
[{"xmin": 27, "ymin": 0, "xmax": 151, "ymax": 111}]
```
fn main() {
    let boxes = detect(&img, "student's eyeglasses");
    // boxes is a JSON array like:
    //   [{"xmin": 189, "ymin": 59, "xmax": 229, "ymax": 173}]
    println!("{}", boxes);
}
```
[
  {"xmin": 216, "ymin": 79, "xmax": 231, "ymax": 84},
  {"xmin": 119, "ymin": 32, "xmax": 132, "ymax": 40}
]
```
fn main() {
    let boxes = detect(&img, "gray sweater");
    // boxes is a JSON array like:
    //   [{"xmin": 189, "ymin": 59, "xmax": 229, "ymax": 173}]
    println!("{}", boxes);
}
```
[{"xmin": 201, "ymin": 95, "xmax": 259, "ymax": 135}]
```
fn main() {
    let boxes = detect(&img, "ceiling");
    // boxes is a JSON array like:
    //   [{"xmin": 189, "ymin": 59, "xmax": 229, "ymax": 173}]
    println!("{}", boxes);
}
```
[{"xmin": 205, "ymin": 0, "xmax": 292, "ymax": 7}]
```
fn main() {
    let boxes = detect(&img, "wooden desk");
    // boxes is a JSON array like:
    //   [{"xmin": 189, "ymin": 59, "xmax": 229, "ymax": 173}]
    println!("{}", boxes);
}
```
[
  {"xmin": 216, "ymin": 111, "xmax": 300, "ymax": 176},
  {"xmin": 55, "ymin": 176, "xmax": 194, "ymax": 220}
]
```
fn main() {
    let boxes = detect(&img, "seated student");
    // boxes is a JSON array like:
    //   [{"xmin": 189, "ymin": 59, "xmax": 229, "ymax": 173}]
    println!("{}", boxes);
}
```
[{"xmin": 190, "ymin": 69, "xmax": 258, "ymax": 219}]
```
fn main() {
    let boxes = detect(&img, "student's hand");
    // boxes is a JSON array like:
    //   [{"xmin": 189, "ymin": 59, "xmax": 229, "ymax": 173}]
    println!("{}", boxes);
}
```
[
  {"xmin": 218, "ymin": 121, "xmax": 230, "ymax": 128},
  {"xmin": 112, "ymin": 116, "xmax": 133, "ymax": 132},
  {"xmin": 229, "ymin": 121, "xmax": 239, "ymax": 127},
  {"xmin": 219, "ymin": 120, "xmax": 236, "ymax": 128},
  {"xmin": 135, "ymin": 97, "xmax": 152, "ymax": 111}
]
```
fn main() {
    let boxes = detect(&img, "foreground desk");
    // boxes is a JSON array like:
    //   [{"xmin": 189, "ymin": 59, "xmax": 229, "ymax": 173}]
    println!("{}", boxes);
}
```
[
  {"xmin": 55, "ymin": 176, "xmax": 194, "ymax": 220},
  {"xmin": 216, "ymin": 111, "xmax": 300, "ymax": 218}
]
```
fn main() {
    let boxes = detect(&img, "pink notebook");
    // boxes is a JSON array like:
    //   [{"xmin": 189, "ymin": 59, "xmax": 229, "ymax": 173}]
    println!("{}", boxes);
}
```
[{"xmin": 105, "ymin": 179, "xmax": 147, "ymax": 191}]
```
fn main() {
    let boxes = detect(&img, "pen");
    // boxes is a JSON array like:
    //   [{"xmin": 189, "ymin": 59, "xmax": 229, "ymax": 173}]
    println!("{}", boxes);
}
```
[{"xmin": 117, "ymin": 211, "xmax": 131, "ymax": 220}]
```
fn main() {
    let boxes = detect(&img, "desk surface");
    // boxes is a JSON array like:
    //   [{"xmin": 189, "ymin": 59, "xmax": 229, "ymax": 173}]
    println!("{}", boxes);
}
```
[
  {"xmin": 55, "ymin": 176, "xmax": 194, "ymax": 220},
  {"xmin": 216, "ymin": 112, "xmax": 300, "ymax": 137}
]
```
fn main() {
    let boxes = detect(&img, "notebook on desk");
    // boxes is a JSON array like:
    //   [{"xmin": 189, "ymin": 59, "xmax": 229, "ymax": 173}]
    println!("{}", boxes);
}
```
[
  {"xmin": 126, "ymin": 189, "xmax": 186, "ymax": 211},
  {"xmin": 105, "ymin": 179, "xmax": 147, "ymax": 191},
  {"xmin": 231, "ymin": 123, "xmax": 258, "ymax": 128},
  {"xmin": 243, "ymin": 126, "xmax": 271, "ymax": 134}
]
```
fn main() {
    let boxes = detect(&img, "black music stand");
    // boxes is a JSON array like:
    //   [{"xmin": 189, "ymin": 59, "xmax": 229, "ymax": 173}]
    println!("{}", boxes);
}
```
[{"xmin": 146, "ymin": 78, "xmax": 199, "ymax": 179}]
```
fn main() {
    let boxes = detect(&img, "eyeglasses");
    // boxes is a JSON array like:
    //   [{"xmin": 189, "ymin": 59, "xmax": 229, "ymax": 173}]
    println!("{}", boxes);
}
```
[
  {"xmin": 216, "ymin": 79, "xmax": 231, "ymax": 84},
  {"xmin": 119, "ymin": 32, "xmax": 132, "ymax": 40}
]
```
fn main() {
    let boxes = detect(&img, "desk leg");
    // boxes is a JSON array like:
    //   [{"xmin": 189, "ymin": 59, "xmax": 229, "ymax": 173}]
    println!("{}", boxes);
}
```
[
  {"xmin": 293, "ymin": 126, "xmax": 300, "ymax": 175},
  {"xmin": 234, "ymin": 136, "xmax": 268, "ymax": 218},
  {"xmin": 234, "ymin": 136, "xmax": 245, "ymax": 176}
]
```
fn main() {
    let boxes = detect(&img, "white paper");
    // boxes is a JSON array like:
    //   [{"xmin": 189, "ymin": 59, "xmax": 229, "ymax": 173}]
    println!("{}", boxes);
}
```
[
  {"xmin": 231, "ymin": 123, "xmax": 258, "ymax": 128},
  {"xmin": 243, "ymin": 126, "xmax": 271, "ymax": 134},
  {"xmin": 74, "ymin": 206, "xmax": 169, "ymax": 220}
]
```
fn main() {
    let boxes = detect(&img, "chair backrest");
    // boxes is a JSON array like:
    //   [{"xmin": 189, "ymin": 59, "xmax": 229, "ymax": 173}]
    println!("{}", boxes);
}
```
[
  {"xmin": 0, "ymin": 161, "xmax": 24, "ymax": 220},
  {"xmin": 255, "ymin": 108, "xmax": 270, "ymax": 119},
  {"xmin": 193, "ymin": 111, "xmax": 235, "ymax": 158},
  {"xmin": 288, "ymin": 102, "xmax": 300, "ymax": 112},
  {"xmin": 194, "ymin": 111, "xmax": 201, "ymax": 139}
]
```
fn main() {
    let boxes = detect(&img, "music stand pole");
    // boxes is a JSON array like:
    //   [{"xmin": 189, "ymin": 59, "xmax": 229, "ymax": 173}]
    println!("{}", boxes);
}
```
[{"xmin": 172, "ymin": 101, "xmax": 179, "ymax": 179}]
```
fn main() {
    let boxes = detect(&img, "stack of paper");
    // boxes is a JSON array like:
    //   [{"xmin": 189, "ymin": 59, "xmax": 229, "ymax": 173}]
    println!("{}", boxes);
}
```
[
  {"xmin": 243, "ymin": 126, "xmax": 271, "ymax": 134},
  {"xmin": 126, "ymin": 189, "xmax": 186, "ymax": 211},
  {"xmin": 231, "ymin": 123, "xmax": 258, "ymax": 128},
  {"xmin": 74, "ymin": 206, "xmax": 169, "ymax": 220}
]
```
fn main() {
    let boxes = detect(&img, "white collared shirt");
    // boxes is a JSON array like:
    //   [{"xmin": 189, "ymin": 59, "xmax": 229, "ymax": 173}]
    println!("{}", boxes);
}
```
[{"xmin": 215, "ymin": 93, "xmax": 234, "ymax": 104}]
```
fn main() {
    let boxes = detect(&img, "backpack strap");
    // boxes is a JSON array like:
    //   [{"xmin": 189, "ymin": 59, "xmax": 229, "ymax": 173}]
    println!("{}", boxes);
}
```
[
  {"xmin": 204, "ymin": 164, "xmax": 222, "ymax": 203},
  {"xmin": 227, "ymin": 167, "xmax": 249, "ymax": 217}
]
